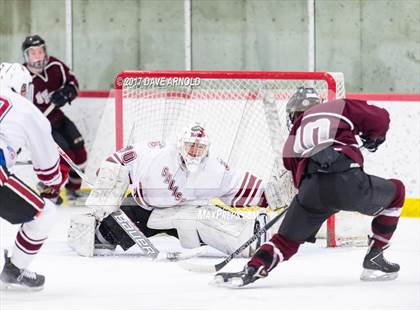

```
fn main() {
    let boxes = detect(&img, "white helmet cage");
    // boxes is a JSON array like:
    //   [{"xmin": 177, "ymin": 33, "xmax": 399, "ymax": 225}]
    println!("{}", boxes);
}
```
[
  {"xmin": 0, "ymin": 63, "xmax": 33, "ymax": 101},
  {"xmin": 23, "ymin": 45, "xmax": 48, "ymax": 70},
  {"xmin": 177, "ymin": 122, "xmax": 210, "ymax": 172}
]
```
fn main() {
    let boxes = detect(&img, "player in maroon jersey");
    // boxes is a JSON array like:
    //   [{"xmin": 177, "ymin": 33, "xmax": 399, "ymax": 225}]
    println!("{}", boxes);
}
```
[
  {"xmin": 213, "ymin": 87, "xmax": 405, "ymax": 287},
  {"xmin": 22, "ymin": 34, "xmax": 87, "ymax": 202}
]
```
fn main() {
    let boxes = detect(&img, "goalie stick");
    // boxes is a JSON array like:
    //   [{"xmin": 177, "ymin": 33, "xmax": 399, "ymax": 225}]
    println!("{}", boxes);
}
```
[
  {"xmin": 92, "ymin": 245, "xmax": 209, "ymax": 262},
  {"xmin": 56, "ymin": 144, "xmax": 160, "ymax": 259},
  {"xmin": 177, "ymin": 205, "xmax": 290, "ymax": 273}
]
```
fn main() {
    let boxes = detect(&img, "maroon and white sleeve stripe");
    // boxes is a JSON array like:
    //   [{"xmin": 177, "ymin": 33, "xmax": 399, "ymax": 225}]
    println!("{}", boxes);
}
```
[
  {"xmin": 231, "ymin": 172, "xmax": 264, "ymax": 207},
  {"xmin": 33, "ymin": 159, "xmax": 61, "ymax": 186}
]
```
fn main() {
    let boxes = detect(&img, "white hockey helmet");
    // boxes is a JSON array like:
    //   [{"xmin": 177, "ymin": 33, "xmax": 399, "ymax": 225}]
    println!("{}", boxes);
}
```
[
  {"xmin": 0, "ymin": 62, "xmax": 33, "ymax": 100},
  {"xmin": 177, "ymin": 122, "xmax": 210, "ymax": 173}
]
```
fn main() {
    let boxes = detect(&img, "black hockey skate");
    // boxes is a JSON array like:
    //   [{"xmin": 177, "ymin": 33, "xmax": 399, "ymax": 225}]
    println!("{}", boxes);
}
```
[
  {"xmin": 360, "ymin": 241, "xmax": 400, "ymax": 281},
  {"xmin": 0, "ymin": 250, "xmax": 45, "ymax": 291},
  {"xmin": 66, "ymin": 188, "xmax": 88, "ymax": 202},
  {"xmin": 212, "ymin": 265, "xmax": 268, "ymax": 288},
  {"xmin": 53, "ymin": 196, "xmax": 64, "ymax": 206},
  {"xmin": 93, "ymin": 229, "xmax": 117, "ymax": 255}
]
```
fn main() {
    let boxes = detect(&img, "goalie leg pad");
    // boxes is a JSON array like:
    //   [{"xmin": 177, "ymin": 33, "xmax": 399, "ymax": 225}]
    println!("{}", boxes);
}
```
[
  {"xmin": 196, "ymin": 205, "xmax": 267, "ymax": 257},
  {"xmin": 148, "ymin": 204, "xmax": 270, "ymax": 257},
  {"xmin": 67, "ymin": 213, "xmax": 96, "ymax": 257},
  {"xmin": 147, "ymin": 205, "xmax": 201, "ymax": 249},
  {"xmin": 85, "ymin": 160, "xmax": 130, "ymax": 220},
  {"xmin": 10, "ymin": 200, "xmax": 56, "ymax": 269}
]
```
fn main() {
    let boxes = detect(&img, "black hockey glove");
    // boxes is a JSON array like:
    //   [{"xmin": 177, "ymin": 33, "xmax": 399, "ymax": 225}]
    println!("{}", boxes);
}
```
[
  {"xmin": 50, "ymin": 84, "xmax": 77, "ymax": 107},
  {"xmin": 360, "ymin": 135, "xmax": 385, "ymax": 152}
]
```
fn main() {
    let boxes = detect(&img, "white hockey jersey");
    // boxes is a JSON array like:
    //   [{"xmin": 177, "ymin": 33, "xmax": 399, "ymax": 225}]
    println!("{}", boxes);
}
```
[
  {"xmin": 0, "ymin": 88, "xmax": 62, "ymax": 186},
  {"xmin": 106, "ymin": 142, "xmax": 267, "ymax": 209}
]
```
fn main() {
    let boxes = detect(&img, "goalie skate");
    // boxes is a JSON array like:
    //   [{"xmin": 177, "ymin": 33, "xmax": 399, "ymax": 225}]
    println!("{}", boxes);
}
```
[{"xmin": 66, "ymin": 188, "xmax": 89, "ymax": 203}]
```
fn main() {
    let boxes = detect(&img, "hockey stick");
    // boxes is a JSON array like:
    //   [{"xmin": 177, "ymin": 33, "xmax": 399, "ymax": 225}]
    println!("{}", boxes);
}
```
[
  {"xmin": 56, "ymin": 144, "xmax": 160, "ymax": 258},
  {"xmin": 177, "ymin": 205, "xmax": 290, "ymax": 273},
  {"xmin": 56, "ymin": 146, "xmax": 94, "ymax": 188},
  {"xmin": 15, "ymin": 160, "xmax": 33, "ymax": 166},
  {"xmin": 159, "ymin": 246, "xmax": 209, "ymax": 262},
  {"xmin": 43, "ymin": 103, "xmax": 55, "ymax": 117},
  {"xmin": 93, "ymin": 245, "xmax": 209, "ymax": 262}
]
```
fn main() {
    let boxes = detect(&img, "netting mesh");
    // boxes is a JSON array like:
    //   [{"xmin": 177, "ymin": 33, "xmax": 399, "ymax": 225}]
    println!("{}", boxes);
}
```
[{"xmin": 119, "ymin": 73, "xmax": 345, "ymax": 183}]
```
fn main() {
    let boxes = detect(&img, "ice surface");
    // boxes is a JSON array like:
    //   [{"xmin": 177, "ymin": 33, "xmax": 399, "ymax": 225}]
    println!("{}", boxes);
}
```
[{"xmin": 1, "ymin": 207, "xmax": 419, "ymax": 310}]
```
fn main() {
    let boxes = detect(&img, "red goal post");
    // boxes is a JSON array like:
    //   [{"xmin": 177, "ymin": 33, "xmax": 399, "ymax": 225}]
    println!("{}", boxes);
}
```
[{"xmin": 114, "ymin": 70, "xmax": 347, "ymax": 247}]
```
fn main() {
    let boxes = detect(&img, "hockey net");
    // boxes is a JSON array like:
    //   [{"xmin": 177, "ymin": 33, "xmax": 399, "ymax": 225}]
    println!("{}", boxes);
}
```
[{"xmin": 114, "ymin": 70, "xmax": 369, "ymax": 247}]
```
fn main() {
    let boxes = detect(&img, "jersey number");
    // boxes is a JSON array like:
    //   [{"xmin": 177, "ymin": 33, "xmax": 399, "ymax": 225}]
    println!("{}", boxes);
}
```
[
  {"xmin": 293, "ymin": 118, "xmax": 331, "ymax": 154},
  {"xmin": 0, "ymin": 97, "xmax": 12, "ymax": 122}
]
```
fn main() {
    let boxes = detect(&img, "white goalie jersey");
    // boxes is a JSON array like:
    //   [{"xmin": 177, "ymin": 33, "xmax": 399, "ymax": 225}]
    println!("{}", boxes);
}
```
[{"xmin": 105, "ymin": 142, "xmax": 268, "ymax": 209}]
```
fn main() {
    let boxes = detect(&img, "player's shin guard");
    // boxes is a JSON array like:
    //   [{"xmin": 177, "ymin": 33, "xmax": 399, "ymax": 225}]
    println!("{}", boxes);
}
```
[
  {"xmin": 10, "ymin": 200, "xmax": 56, "ymax": 269},
  {"xmin": 248, "ymin": 233, "xmax": 301, "ymax": 272},
  {"xmin": 361, "ymin": 179, "xmax": 404, "ymax": 281},
  {"xmin": 370, "ymin": 179, "xmax": 405, "ymax": 249}
]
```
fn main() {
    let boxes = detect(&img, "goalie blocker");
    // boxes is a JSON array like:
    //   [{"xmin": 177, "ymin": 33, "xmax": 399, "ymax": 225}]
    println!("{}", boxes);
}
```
[{"xmin": 68, "ymin": 197, "xmax": 271, "ymax": 257}]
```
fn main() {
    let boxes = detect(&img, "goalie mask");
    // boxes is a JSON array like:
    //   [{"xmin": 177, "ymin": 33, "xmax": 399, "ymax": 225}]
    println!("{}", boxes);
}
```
[
  {"xmin": 286, "ymin": 87, "xmax": 321, "ymax": 129},
  {"xmin": 178, "ymin": 122, "xmax": 210, "ymax": 173},
  {"xmin": 22, "ymin": 34, "xmax": 49, "ymax": 70},
  {"xmin": 0, "ymin": 62, "xmax": 33, "ymax": 101}
]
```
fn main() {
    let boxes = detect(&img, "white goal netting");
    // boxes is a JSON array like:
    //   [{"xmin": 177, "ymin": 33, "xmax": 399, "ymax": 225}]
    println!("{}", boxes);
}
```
[{"xmin": 116, "ymin": 72, "xmax": 345, "ymax": 182}]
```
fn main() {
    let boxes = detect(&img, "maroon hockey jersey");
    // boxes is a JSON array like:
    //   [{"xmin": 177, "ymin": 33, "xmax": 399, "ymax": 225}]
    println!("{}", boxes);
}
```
[
  {"xmin": 283, "ymin": 99, "xmax": 390, "ymax": 188},
  {"xmin": 25, "ymin": 56, "xmax": 79, "ymax": 124}
]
